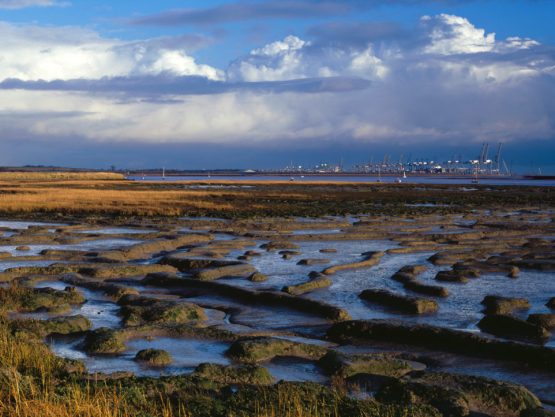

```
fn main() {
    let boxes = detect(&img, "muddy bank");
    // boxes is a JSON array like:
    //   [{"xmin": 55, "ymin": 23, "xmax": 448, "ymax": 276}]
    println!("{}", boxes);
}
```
[
  {"xmin": 327, "ymin": 320, "xmax": 555, "ymax": 371},
  {"xmin": 142, "ymin": 273, "xmax": 350, "ymax": 321}
]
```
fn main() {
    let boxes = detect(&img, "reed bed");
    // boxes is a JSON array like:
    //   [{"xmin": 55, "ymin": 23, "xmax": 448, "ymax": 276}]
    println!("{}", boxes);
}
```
[
  {"xmin": 0, "ymin": 314, "xmax": 175, "ymax": 417},
  {"xmin": 0, "ymin": 177, "xmax": 551, "ymax": 218},
  {"xmin": 0, "ymin": 172, "xmax": 124, "ymax": 181},
  {"xmin": 0, "ymin": 185, "xmax": 235, "ymax": 216}
]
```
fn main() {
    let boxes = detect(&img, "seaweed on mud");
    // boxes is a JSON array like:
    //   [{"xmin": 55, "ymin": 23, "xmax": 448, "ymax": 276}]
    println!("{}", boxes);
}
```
[
  {"xmin": 322, "ymin": 251, "xmax": 384, "ymax": 275},
  {"xmin": 527, "ymin": 313, "xmax": 555, "ymax": 330},
  {"xmin": 142, "ymin": 273, "xmax": 351, "ymax": 321},
  {"xmin": 360, "ymin": 289, "xmax": 439, "ymax": 315},
  {"xmin": 0, "ymin": 263, "xmax": 178, "ymax": 282},
  {"xmin": 193, "ymin": 263, "xmax": 257, "ymax": 281},
  {"xmin": 477, "ymin": 314, "xmax": 550, "ymax": 344},
  {"xmin": 481, "ymin": 295, "xmax": 531, "ymax": 315},
  {"xmin": 11, "ymin": 315, "xmax": 91, "ymax": 338},
  {"xmin": 118, "ymin": 294, "xmax": 206, "ymax": 326},
  {"xmin": 0, "ymin": 285, "xmax": 85, "ymax": 313},
  {"xmin": 377, "ymin": 371, "xmax": 543, "ymax": 417},
  {"xmin": 227, "ymin": 337, "xmax": 327, "ymax": 363},
  {"xmin": 327, "ymin": 320, "xmax": 555, "ymax": 371},
  {"xmin": 318, "ymin": 350, "xmax": 415, "ymax": 379},
  {"xmin": 192, "ymin": 363, "xmax": 274, "ymax": 385},
  {"xmin": 134, "ymin": 348, "xmax": 172, "ymax": 366},
  {"xmin": 282, "ymin": 276, "xmax": 332, "ymax": 295}
]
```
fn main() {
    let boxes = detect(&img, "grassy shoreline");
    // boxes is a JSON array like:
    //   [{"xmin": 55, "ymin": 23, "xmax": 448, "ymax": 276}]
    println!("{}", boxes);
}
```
[{"xmin": 0, "ymin": 177, "xmax": 552, "ymax": 219}]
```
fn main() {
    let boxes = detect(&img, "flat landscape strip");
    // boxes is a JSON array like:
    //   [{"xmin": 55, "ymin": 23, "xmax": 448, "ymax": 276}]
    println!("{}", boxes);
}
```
[{"xmin": 0, "ymin": 177, "xmax": 552, "ymax": 218}]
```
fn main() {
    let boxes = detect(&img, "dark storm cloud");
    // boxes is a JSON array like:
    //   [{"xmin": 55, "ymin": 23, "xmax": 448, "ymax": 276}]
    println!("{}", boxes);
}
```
[
  {"xmin": 307, "ymin": 21, "xmax": 406, "ymax": 47},
  {"xmin": 0, "ymin": 75, "xmax": 371, "ymax": 97},
  {"xmin": 130, "ymin": 1, "xmax": 352, "ymax": 27},
  {"xmin": 130, "ymin": 0, "xmax": 479, "ymax": 27}
]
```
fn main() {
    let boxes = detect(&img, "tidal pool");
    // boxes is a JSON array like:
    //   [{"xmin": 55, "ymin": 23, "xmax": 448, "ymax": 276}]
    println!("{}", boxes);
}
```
[
  {"xmin": 34, "ymin": 281, "xmax": 122, "ymax": 329},
  {"xmin": 50, "ymin": 336, "xmax": 231, "ymax": 377},
  {"xmin": 51, "ymin": 334, "xmax": 327, "ymax": 383},
  {"xmin": 0, "ymin": 220, "xmax": 66, "ymax": 229},
  {"xmin": 0, "ymin": 238, "xmax": 140, "ymax": 256},
  {"xmin": 265, "ymin": 357, "xmax": 327, "ymax": 383}
]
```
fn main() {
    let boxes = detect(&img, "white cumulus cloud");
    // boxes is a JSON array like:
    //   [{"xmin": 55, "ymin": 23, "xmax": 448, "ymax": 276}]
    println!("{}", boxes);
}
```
[
  {"xmin": 421, "ymin": 14, "xmax": 496, "ymax": 55},
  {"xmin": 228, "ymin": 35, "xmax": 388, "ymax": 82},
  {"xmin": 0, "ymin": 22, "xmax": 223, "ymax": 82}
]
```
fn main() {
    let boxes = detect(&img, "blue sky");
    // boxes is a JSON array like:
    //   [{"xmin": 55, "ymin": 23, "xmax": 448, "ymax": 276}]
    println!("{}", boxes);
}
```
[{"xmin": 0, "ymin": 0, "xmax": 554, "ymax": 171}]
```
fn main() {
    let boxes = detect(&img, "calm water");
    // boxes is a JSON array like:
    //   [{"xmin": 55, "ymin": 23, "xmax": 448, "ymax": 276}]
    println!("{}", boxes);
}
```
[{"xmin": 0, "ymin": 238, "xmax": 140, "ymax": 257}]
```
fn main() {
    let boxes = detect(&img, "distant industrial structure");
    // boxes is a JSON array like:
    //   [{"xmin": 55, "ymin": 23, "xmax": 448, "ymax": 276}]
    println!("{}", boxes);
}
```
[{"xmin": 280, "ymin": 143, "xmax": 511, "ymax": 176}]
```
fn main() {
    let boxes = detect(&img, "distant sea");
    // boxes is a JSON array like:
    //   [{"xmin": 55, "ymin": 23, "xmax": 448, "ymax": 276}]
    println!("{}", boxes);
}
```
[{"xmin": 128, "ymin": 175, "xmax": 555, "ymax": 187}]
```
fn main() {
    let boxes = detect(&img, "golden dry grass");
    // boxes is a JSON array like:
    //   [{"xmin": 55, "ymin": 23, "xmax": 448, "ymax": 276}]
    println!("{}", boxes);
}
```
[
  {"xmin": 0, "ymin": 313, "xmax": 178, "ymax": 417},
  {"xmin": 0, "ymin": 176, "xmax": 550, "ymax": 218},
  {"xmin": 0, "ymin": 182, "xmax": 236, "ymax": 216},
  {"xmin": 0, "ymin": 178, "xmax": 327, "ymax": 216},
  {"xmin": 0, "ymin": 172, "xmax": 124, "ymax": 181}
]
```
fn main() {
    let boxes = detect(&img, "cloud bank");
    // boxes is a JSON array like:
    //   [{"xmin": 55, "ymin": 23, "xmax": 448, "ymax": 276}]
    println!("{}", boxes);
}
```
[{"xmin": 0, "ymin": 14, "xmax": 554, "ymax": 151}]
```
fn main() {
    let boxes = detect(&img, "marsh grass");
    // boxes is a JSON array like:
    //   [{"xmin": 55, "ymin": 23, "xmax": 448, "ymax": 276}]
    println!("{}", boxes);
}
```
[
  {"xmin": 0, "ymin": 314, "xmax": 324, "ymax": 417},
  {"xmin": 0, "ymin": 172, "xmax": 124, "ymax": 181},
  {"xmin": 0, "ymin": 184, "xmax": 234, "ymax": 216},
  {"xmin": 0, "ymin": 313, "xmax": 172, "ymax": 417},
  {"xmin": 0, "ymin": 177, "xmax": 551, "ymax": 218}
]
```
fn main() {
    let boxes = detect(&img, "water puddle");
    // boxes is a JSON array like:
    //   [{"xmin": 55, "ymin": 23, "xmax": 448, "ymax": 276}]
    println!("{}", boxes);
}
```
[
  {"xmin": 0, "ymin": 260, "xmax": 57, "ymax": 272},
  {"xmin": 50, "ymin": 336, "xmax": 231, "ymax": 377},
  {"xmin": 265, "ymin": 357, "xmax": 327, "ymax": 383},
  {"xmin": 184, "ymin": 295, "xmax": 329, "ymax": 331},
  {"xmin": 223, "ymin": 239, "xmax": 396, "ymax": 292},
  {"xmin": 74, "ymin": 228, "xmax": 156, "ymax": 235},
  {"xmin": 0, "ymin": 220, "xmax": 67, "ymax": 229},
  {"xmin": 290, "ymin": 229, "xmax": 342, "ymax": 235},
  {"xmin": 180, "ymin": 216, "xmax": 229, "ymax": 222},
  {"xmin": 34, "ymin": 281, "xmax": 121, "ymax": 329},
  {"xmin": 0, "ymin": 238, "xmax": 140, "ymax": 256}
]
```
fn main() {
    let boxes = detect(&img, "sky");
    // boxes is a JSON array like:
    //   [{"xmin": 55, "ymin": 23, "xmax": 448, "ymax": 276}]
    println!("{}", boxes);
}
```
[{"xmin": 0, "ymin": 0, "xmax": 554, "ymax": 172}]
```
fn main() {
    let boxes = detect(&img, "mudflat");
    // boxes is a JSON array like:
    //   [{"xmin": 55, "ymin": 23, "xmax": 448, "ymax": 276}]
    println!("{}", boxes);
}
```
[{"xmin": 0, "ymin": 177, "xmax": 554, "ymax": 417}]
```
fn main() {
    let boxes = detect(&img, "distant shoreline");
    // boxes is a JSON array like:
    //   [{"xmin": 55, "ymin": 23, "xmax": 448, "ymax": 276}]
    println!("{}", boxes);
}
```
[
  {"xmin": 1, "ymin": 166, "xmax": 553, "ymax": 181},
  {"xmin": 129, "ymin": 172, "xmax": 518, "ymax": 180}
]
